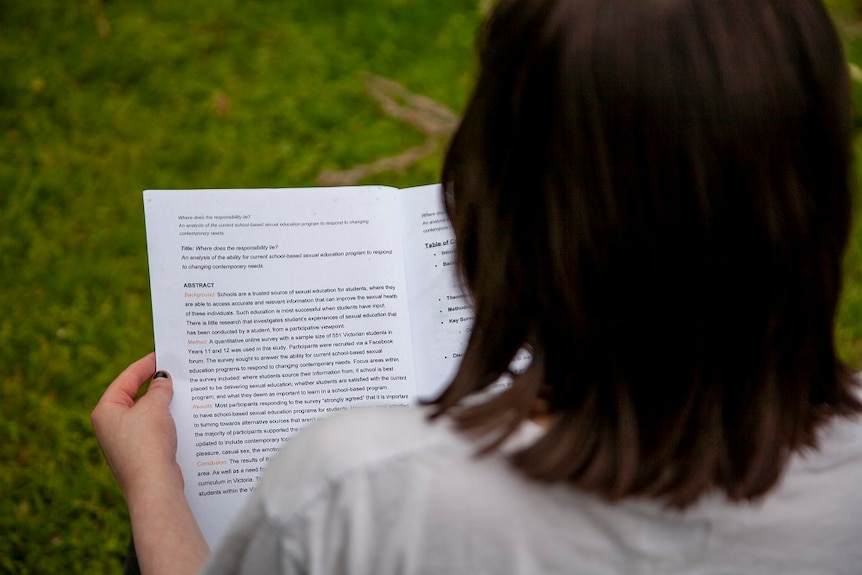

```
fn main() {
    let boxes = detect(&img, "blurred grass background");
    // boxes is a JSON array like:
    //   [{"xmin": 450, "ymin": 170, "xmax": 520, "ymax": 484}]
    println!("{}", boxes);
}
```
[{"xmin": 1, "ymin": 0, "xmax": 861, "ymax": 572}]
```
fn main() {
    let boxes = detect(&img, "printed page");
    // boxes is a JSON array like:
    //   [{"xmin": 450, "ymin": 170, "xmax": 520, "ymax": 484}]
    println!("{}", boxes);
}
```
[
  {"xmin": 144, "ymin": 187, "xmax": 416, "ymax": 548},
  {"xmin": 398, "ymin": 185, "xmax": 530, "ymax": 396},
  {"xmin": 398, "ymin": 185, "xmax": 473, "ymax": 399}
]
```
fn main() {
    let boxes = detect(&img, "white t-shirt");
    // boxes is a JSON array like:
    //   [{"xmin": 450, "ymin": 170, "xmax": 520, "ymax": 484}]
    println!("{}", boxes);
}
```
[{"xmin": 202, "ymin": 405, "xmax": 862, "ymax": 574}]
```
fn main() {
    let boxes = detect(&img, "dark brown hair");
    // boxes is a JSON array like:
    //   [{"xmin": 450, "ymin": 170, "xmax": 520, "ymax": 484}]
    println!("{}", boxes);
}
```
[{"xmin": 433, "ymin": 0, "xmax": 860, "ymax": 507}]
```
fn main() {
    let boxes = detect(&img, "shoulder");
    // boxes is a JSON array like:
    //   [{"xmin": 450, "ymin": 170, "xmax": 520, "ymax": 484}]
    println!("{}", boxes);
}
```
[
  {"xmin": 793, "ymin": 375, "xmax": 862, "ymax": 473},
  {"xmin": 288, "ymin": 405, "xmax": 449, "ymax": 449},
  {"xmin": 762, "ymin": 378, "xmax": 862, "ymax": 528},
  {"xmin": 792, "ymin": 417, "xmax": 862, "ymax": 476},
  {"xmin": 270, "ymin": 406, "xmax": 461, "ymax": 467},
  {"xmin": 254, "ymin": 406, "xmax": 469, "ymax": 514}
]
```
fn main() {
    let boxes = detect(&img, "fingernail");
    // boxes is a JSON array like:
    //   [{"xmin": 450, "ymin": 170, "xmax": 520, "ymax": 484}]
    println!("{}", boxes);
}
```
[{"xmin": 153, "ymin": 370, "xmax": 170, "ymax": 380}]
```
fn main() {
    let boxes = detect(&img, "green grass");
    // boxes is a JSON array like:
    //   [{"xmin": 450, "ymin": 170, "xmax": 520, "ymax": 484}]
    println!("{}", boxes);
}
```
[
  {"xmin": 2, "ymin": 1, "xmax": 862, "ymax": 573},
  {"xmin": 833, "ymin": 0, "xmax": 862, "ymax": 364},
  {"xmin": 0, "ymin": 1, "xmax": 481, "ymax": 572}
]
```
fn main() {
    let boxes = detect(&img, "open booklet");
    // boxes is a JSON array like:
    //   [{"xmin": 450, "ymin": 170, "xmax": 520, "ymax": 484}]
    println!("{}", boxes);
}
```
[{"xmin": 144, "ymin": 184, "xmax": 473, "ymax": 547}]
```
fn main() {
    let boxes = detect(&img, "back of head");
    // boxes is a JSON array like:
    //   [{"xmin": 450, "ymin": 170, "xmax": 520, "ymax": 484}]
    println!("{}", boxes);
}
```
[{"xmin": 436, "ymin": 0, "xmax": 859, "ymax": 507}]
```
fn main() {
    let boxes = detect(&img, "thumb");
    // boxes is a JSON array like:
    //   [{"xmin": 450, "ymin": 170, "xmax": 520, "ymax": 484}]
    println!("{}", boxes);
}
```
[{"xmin": 142, "ymin": 370, "xmax": 174, "ymax": 407}]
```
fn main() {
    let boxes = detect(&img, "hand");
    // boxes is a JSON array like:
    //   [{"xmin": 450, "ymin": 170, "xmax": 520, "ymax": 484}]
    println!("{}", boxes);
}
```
[
  {"xmin": 91, "ymin": 353, "xmax": 182, "ymax": 497},
  {"xmin": 92, "ymin": 353, "xmax": 211, "ymax": 574}
]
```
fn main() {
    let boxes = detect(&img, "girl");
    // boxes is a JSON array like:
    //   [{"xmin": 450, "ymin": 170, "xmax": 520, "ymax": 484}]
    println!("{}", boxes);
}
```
[{"xmin": 94, "ymin": 0, "xmax": 862, "ymax": 572}]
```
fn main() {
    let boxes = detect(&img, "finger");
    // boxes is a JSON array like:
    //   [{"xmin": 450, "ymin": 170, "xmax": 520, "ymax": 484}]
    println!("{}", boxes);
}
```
[{"xmin": 100, "ymin": 353, "xmax": 158, "ymax": 408}]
